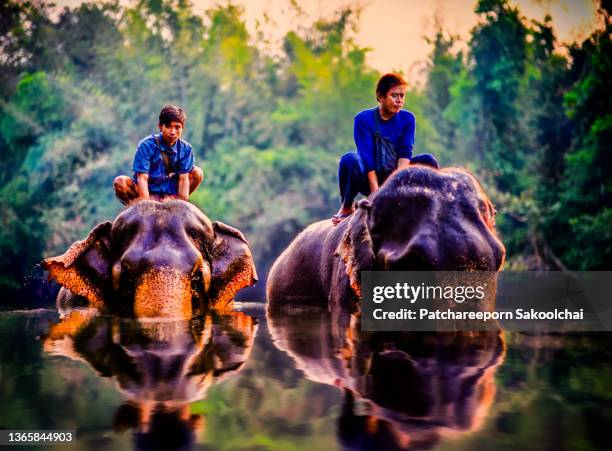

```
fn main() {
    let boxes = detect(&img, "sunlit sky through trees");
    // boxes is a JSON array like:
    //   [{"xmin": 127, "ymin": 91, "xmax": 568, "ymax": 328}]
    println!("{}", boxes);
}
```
[{"xmin": 54, "ymin": 0, "xmax": 599, "ymax": 83}]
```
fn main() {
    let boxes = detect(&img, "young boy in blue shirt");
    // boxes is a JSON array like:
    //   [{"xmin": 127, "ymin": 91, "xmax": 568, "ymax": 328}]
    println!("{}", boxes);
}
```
[{"xmin": 114, "ymin": 105, "xmax": 203, "ymax": 205}]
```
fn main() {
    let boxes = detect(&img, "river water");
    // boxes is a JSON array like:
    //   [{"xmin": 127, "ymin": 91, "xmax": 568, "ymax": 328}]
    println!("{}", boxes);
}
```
[{"xmin": 0, "ymin": 303, "xmax": 610, "ymax": 451}]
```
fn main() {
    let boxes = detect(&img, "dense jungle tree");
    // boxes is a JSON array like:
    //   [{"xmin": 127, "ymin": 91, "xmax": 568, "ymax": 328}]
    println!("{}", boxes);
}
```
[{"xmin": 0, "ymin": 0, "xmax": 610, "ymax": 301}]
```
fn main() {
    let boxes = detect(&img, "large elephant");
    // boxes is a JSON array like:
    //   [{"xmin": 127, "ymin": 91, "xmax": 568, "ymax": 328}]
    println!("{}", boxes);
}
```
[
  {"xmin": 42, "ymin": 200, "xmax": 257, "ymax": 317},
  {"xmin": 267, "ymin": 166, "xmax": 505, "ymax": 308}
]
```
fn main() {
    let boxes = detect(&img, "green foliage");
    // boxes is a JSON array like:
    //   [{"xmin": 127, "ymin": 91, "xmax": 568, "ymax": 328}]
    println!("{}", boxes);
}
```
[
  {"xmin": 273, "ymin": 10, "xmax": 378, "ymax": 152},
  {"xmin": 0, "ymin": 0, "xmax": 610, "ymax": 298},
  {"xmin": 469, "ymin": 0, "xmax": 530, "ymax": 194},
  {"xmin": 541, "ymin": 8, "xmax": 612, "ymax": 269},
  {"xmin": 0, "ymin": 72, "xmax": 70, "ymax": 177},
  {"xmin": 424, "ymin": 0, "xmax": 610, "ymax": 269},
  {"xmin": 191, "ymin": 144, "xmax": 338, "ymax": 273},
  {"xmin": 423, "ymin": 30, "xmax": 465, "ymax": 164},
  {"xmin": 0, "ymin": 0, "xmax": 378, "ymax": 297},
  {"xmin": 0, "ymin": 0, "xmax": 57, "ymax": 96}
]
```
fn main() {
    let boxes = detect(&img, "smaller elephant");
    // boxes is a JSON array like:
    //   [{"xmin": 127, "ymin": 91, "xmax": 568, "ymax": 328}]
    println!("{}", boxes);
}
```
[
  {"xmin": 42, "ymin": 200, "xmax": 257, "ymax": 317},
  {"xmin": 267, "ymin": 166, "xmax": 505, "ymax": 309}
]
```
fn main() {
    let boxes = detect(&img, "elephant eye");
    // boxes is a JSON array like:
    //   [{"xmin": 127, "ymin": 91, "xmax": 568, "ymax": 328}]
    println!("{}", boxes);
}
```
[
  {"xmin": 112, "ymin": 218, "xmax": 140, "ymax": 251},
  {"xmin": 186, "ymin": 226, "xmax": 213, "ymax": 261},
  {"xmin": 186, "ymin": 225, "xmax": 203, "ymax": 241}
]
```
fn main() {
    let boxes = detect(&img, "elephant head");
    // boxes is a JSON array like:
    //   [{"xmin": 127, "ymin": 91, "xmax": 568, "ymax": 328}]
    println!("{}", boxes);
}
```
[
  {"xmin": 337, "ymin": 166, "xmax": 505, "ymax": 297},
  {"xmin": 42, "ymin": 200, "xmax": 257, "ymax": 317}
]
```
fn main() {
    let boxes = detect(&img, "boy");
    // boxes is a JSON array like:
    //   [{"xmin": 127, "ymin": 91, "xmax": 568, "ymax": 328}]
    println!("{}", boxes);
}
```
[
  {"xmin": 114, "ymin": 104, "xmax": 203, "ymax": 204},
  {"xmin": 332, "ymin": 74, "xmax": 439, "ymax": 224}
]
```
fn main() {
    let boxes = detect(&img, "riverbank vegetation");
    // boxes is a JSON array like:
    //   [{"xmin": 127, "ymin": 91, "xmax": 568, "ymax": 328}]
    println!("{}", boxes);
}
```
[{"xmin": 0, "ymin": 0, "xmax": 610, "ymax": 300}]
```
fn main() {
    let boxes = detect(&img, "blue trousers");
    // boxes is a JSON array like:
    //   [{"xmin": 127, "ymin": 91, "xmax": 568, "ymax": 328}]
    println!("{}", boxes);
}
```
[{"xmin": 338, "ymin": 152, "xmax": 439, "ymax": 208}]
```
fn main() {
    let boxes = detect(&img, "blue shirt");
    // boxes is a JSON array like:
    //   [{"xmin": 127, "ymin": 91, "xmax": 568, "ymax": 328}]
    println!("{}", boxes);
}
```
[
  {"xmin": 132, "ymin": 133, "xmax": 195, "ymax": 195},
  {"xmin": 354, "ymin": 107, "xmax": 415, "ymax": 172}
]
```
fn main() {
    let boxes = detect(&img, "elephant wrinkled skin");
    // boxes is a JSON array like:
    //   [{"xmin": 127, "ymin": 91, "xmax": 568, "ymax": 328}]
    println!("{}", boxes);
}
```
[
  {"xmin": 267, "ymin": 166, "xmax": 505, "ymax": 308},
  {"xmin": 42, "ymin": 200, "xmax": 257, "ymax": 317}
]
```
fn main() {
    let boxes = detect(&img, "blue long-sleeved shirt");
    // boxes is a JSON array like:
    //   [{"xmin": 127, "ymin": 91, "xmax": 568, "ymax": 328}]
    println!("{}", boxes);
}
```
[{"xmin": 353, "ymin": 107, "xmax": 415, "ymax": 172}]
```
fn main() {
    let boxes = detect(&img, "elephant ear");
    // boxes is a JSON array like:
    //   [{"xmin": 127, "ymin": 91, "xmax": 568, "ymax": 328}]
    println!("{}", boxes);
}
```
[
  {"xmin": 41, "ymin": 221, "xmax": 112, "ymax": 308},
  {"xmin": 210, "ymin": 221, "xmax": 258, "ymax": 308},
  {"xmin": 336, "ymin": 199, "xmax": 375, "ymax": 298}
]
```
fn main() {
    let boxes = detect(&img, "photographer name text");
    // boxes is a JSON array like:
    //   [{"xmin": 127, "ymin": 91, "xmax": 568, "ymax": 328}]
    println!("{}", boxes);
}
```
[{"xmin": 372, "ymin": 308, "xmax": 585, "ymax": 321}]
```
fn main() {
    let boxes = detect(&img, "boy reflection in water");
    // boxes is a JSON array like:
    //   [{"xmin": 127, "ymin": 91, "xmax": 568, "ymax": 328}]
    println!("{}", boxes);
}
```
[{"xmin": 113, "ymin": 402, "xmax": 204, "ymax": 451}]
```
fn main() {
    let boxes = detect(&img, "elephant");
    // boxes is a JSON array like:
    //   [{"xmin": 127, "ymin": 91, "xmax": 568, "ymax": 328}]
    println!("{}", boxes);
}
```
[
  {"xmin": 267, "ymin": 302, "xmax": 505, "ymax": 449},
  {"xmin": 44, "ymin": 308, "xmax": 257, "ymax": 404},
  {"xmin": 267, "ymin": 166, "xmax": 505, "ymax": 309},
  {"xmin": 42, "ymin": 200, "xmax": 257, "ymax": 317},
  {"xmin": 43, "ymin": 306, "xmax": 257, "ymax": 451}
]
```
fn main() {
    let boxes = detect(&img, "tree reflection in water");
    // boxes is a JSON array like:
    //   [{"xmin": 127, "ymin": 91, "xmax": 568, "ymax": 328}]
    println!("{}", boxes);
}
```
[
  {"xmin": 268, "ymin": 302, "xmax": 505, "ymax": 450},
  {"xmin": 42, "ymin": 307, "xmax": 257, "ymax": 451}
]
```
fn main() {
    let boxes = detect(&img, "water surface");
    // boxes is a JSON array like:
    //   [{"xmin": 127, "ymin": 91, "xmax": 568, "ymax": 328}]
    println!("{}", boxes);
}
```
[{"xmin": 0, "ymin": 305, "xmax": 610, "ymax": 450}]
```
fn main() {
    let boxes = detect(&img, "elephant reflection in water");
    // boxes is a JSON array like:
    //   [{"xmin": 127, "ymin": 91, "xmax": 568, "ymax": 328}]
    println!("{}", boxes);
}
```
[
  {"xmin": 43, "ymin": 307, "xmax": 256, "ymax": 450},
  {"xmin": 267, "ymin": 304, "xmax": 505, "ymax": 450}
]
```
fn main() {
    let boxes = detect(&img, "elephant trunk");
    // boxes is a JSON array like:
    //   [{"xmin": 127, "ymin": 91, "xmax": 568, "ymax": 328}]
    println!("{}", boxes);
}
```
[{"xmin": 134, "ymin": 268, "xmax": 193, "ymax": 318}]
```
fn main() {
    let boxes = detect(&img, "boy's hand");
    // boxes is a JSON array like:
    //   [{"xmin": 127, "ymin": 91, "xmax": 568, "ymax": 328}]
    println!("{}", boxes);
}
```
[
  {"xmin": 178, "ymin": 173, "xmax": 190, "ymax": 200},
  {"xmin": 367, "ymin": 170, "xmax": 379, "ymax": 194},
  {"xmin": 398, "ymin": 158, "xmax": 410, "ymax": 169}
]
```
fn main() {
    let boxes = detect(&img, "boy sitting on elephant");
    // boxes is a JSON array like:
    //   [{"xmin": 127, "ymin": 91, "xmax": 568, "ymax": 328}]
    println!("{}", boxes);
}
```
[
  {"xmin": 114, "ymin": 104, "xmax": 203, "ymax": 204},
  {"xmin": 332, "ymin": 73, "xmax": 439, "ymax": 224}
]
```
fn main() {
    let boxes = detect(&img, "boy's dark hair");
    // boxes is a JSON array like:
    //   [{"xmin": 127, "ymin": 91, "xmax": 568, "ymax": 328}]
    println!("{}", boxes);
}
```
[
  {"xmin": 376, "ymin": 73, "xmax": 407, "ymax": 98},
  {"xmin": 158, "ymin": 104, "xmax": 186, "ymax": 126}
]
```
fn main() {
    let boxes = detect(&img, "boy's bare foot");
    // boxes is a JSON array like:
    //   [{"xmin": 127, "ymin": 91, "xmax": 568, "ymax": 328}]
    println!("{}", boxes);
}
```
[{"xmin": 331, "ymin": 207, "xmax": 354, "ymax": 225}]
